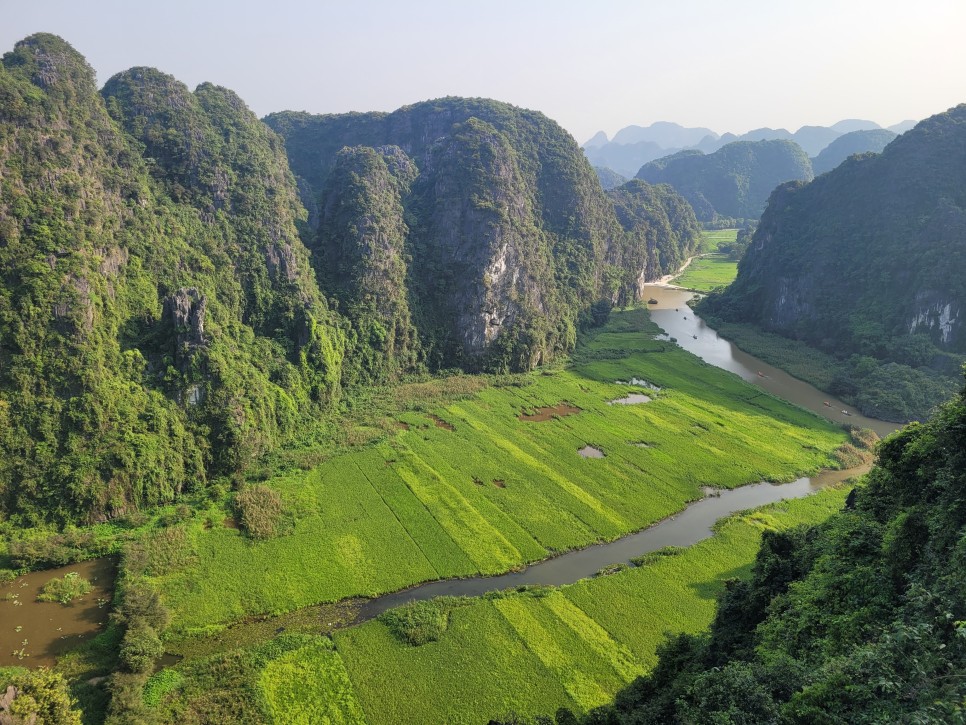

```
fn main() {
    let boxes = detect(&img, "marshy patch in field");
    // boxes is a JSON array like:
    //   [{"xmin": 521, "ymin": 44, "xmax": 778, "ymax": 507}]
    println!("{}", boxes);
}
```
[
  {"xmin": 492, "ymin": 479, "xmax": 506, "ymax": 489},
  {"xmin": 518, "ymin": 402, "xmax": 582, "ymax": 422},
  {"xmin": 578, "ymin": 445, "xmax": 605, "ymax": 458},
  {"xmin": 0, "ymin": 557, "xmax": 115, "ymax": 667},
  {"xmin": 395, "ymin": 421, "xmax": 410, "ymax": 431},
  {"xmin": 608, "ymin": 393, "xmax": 652, "ymax": 405},
  {"xmin": 223, "ymin": 517, "xmax": 240, "ymax": 530},
  {"xmin": 428, "ymin": 415, "xmax": 455, "ymax": 431},
  {"xmin": 472, "ymin": 476, "xmax": 484, "ymax": 486},
  {"xmin": 631, "ymin": 441, "xmax": 655, "ymax": 448}
]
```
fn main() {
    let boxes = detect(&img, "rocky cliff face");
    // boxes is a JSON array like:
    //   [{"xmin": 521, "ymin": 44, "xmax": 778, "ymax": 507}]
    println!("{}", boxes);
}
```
[{"xmin": 267, "ymin": 98, "xmax": 697, "ymax": 371}]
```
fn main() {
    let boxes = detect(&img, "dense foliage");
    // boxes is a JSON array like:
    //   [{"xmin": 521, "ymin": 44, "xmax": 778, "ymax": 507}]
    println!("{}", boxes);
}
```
[
  {"xmin": 606, "ymin": 180, "xmax": 702, "ymax": 301},
  {"xmin": 0, "ymin": 34, "xmax": 344, "ymax": 525},
  {"xmin": 568, "ymin": 382, "xmax": 966, "ymax": 724},
  {"xmin": 811, "ymin": 128, "xmax": 898, "ymax": 175},
  {"xmin": 267, "ymin": 98, "xmax": 702, "ymax": 373},
  {"xmin": 593, "ymin": 166, "xmax": 627, "ymax": 191},
  {"xmin": 701, "ymin": 104, "xmax": 966, "ymax": 421},
  {"xmin": 636, "ymin": 140, "xmax": 813, "ymax": 223}
]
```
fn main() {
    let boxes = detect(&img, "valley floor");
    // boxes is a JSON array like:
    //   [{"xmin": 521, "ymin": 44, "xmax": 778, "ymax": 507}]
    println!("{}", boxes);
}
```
[{"xmin": 131, "ymin": 307, "xmax": 856, "ymax": 722}]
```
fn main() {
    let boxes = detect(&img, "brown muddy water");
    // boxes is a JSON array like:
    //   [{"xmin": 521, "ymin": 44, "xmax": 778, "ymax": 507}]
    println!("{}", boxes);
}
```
[
  {"xmin": 644, "ymin": 285, "xmax": 896, "ymax": 438},
  {"xmin": 0, "ymin": 558, "xmax": 115, "ymax": 667}
]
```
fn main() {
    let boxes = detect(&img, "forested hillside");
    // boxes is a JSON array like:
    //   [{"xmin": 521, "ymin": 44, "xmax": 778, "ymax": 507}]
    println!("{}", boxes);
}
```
[
  {"xmin": 0, "ymin": 34, "xmax": 345, "ymax": 525},
  {"xmin": 635, "ymin": 139, "xmax": 813, "ymax": 223},
  {"xmin": 567, "ymin": 383, "xmax": 966, "ymax": 723},
  {"xmin": 0, "ymin": 35, "xmax": 703, "ymax": 524},
  {"xmin": 267, "ymin": 100, "xmax": 701, "ymax": 374},
  {"xmin": 700, "ymin": 104, "xmax": 966, "ymax": 420},
  {"xmin": 811, "ymin": 128, "xmax": 898, "ymax": 175}
]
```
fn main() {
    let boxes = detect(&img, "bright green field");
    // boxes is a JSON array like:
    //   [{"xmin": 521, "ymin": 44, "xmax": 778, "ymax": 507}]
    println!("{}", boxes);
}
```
[
  {"xmin": 674, "ymin": 254, "xmax": 739, "ymax": 292},
  {"xmin": 150, "ymin": 308, "xmax": 845, "ymax": 635},
  {"xmin": 698, "ymin": 228, "xmax": 738, "ymax": 253},
  {"xmin": 151, "ymin": 485, "xmax": 850, "ymax": 722},
  {"xmin": 330, "ymin": 488, "xmax": 849, "ymax": 724}
]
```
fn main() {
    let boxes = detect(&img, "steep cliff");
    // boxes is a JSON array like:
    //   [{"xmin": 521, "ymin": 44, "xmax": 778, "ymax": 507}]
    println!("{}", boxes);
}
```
[
  {"xmin": 701, "ymin": 104, "xmax": 966, "ymax": 420},
  {"xmin": 0, "ymin": 35, "xmax": 344, "ymax": 523},
  {"xmin": 267, "ymin": 98, "xmax": 635, "ymax": 371},
  {"xmin": 607, "ymin": 180, "xmax": 702, "ymax": 301},
  {"xmin": 316, "ymin": 145, "xmax": 419, "ymax": 381},
  {"xmin": 636, "ymin": 139, "xmax": 814, "ymax": 223}
]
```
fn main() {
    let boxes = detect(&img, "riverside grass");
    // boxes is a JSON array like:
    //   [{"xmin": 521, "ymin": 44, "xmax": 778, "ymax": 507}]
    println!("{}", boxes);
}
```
[
  {"xmin": 329, "ymin": 487, "xmax": 850, "ymax": 725},
  {"xmin": 152, "ymin": 486, "xmax": 849, "ymax": 722},
  {"xmin": 674, "ymin": 254, "xmax": 739, "ymax": 292},
  {"xmin": 151, "ymin": 307, "xmax": 846, "ymax": 635}
]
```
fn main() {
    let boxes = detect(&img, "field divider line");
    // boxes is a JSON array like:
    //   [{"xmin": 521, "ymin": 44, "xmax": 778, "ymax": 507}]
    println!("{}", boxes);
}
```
[{"xmin": 351, "ymin": 460, "xmax": 442, "ymax": 581}]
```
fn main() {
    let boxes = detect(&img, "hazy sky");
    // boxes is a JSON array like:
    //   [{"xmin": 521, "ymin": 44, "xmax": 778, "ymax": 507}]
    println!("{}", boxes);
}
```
[{"xmin": 3, "ymin": 0, "xmax": 965, "ymax": 143}]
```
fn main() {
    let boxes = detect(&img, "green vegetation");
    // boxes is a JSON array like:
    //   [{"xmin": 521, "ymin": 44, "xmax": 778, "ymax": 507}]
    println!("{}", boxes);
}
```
[
  {"xmin": 568, "ymin": 383, "xmax": 966, "ymax": 724},
  {"xmin": 636, "ymin": 140, "xmax": 813, "ymax": 223},
  {"xmin": 378, "ymin": 599, "xmax": 451, "ymax": 646},
  {"xmin": 701, "ymin": 104, "xmax": 966, "ymax": 421},
  {"xmin": 137, "ymin": 308, "xmax": 844, "ymax": 635},
  {"xmin": 812, "ymin": 128, "xmax": 897, "ymax": 175},
  {"xmin": 234, "ymin": 485, "xmax": 285, "ymax": 540},
  {"xmin": 696, "ymin": 228, "xmax": 738, "ymax": 254},
  {"xmin": 36, "ymin": 572, "xmax": 93, "ymax": 604},
  {"xmin": 147, "ymin": 482, "xmax": 849, "ymax": 723},
  {"xmin": 0, "ymin": 667, "xmax": 83, "ymax": 724},
  {"xmin": 593, "ymin": 166, "xmax": 627, "ymax": 191},
  {"xmin": 607, "ymin": 180, "xmax": 702, "ymax": 297},
  {"xmin": 674, "ymin": 257, "xmax": 738, "ymax": 292}
]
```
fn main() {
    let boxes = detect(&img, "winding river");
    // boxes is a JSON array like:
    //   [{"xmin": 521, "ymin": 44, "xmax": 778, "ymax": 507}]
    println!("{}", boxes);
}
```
[{"xmin": 353, "ymin": 285, "xmax": 898, "ymax": 622}]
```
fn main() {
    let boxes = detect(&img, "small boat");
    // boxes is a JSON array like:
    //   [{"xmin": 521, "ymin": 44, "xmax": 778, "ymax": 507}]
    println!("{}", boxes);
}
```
[
  {"xmin": 842, "ymin": 410, "xmax": 851, "ymax": 416},
  {"xmin": 823, "ymin": 401, "xmax": 831, "ymax": 407},
  {"xmin": 648, "ymin": 298, "xmax": 658, "ymax": 305},
  {"xmin": 757, "ymin": 371, "xmax": 764, "ymax": 377},
  {"xmin": 692, "ymin": 334, "xmax": 697, "ymax": 339}
]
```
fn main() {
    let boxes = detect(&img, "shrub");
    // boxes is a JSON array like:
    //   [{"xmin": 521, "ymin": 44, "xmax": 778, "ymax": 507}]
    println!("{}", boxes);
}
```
[
  {"xmin": 235, "ymin": 484, "xmax": 284, "ymax": 540},
  {"xmin": 379, "ymin": 600, "xmax": 448, "ymax": 646},
  {"xmin": 37, "ymin": 572, "xmax": 93, "ymax": 604},
  {"xmin": 114, "ymin": 582, "xmax": 170, "ymax": 632},
  {"xmin": 0, "ymin": 667, "xmax": 82, "ymax": 724},
  {"xmin": 119, "ymin": 621, "xmax": 163, "ymax": 674}
]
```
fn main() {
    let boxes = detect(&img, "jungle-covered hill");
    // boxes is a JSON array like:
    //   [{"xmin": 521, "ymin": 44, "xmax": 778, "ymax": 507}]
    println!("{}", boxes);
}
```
[
  {"xmin": 700, "ymin": 105, "xmax": 966, "ymax": 421},
  {"xmin": 635, "ymin": 139, "xmax": 813, "ymax": 224},
  {"xmin": 266, "ymin": 100, "xmax": 701, "ymax": 375},
  {"xmin": 0, "ymin": 35, "xmax": 702, "ymax": 524}
]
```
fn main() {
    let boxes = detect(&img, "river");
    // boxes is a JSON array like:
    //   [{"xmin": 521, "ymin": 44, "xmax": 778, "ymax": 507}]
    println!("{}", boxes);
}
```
[{"xmin": 350, "ymin": 289, "xmax": 898, "ymax": 621}]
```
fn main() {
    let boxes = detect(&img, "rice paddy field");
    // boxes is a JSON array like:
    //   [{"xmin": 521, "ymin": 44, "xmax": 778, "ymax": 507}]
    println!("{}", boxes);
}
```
[
  {"xmin": 150, "ymin": 308, "xmax": 845, "ymax": 636},
  {"xmin": 673, "ymin": 229, "xmax": 740, "ymax": 292},
  {"xmin": 148, "ymin": 487, "xmax": 851, "ymax": 723}
]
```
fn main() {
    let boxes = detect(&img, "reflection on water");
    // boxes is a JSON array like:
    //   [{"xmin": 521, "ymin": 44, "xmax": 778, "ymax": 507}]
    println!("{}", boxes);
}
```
[
  {"xmin": 644, "ymin": 285, "xmax": 896, "ymax": 438},
  {"xmin": 0, "ymin": 558, "xmax": 115, "ymax": 667}
]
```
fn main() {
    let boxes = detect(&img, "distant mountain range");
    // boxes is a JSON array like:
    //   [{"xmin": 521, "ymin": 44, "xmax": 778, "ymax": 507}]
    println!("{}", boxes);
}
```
[{"xmin": 585, "ymin": 119, "xmax": 917, "ymax": 177}]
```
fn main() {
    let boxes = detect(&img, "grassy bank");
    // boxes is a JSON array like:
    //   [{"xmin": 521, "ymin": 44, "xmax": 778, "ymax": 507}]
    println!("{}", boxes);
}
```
[{"xmin": 673, "ymin": 255, "xmax": 739, "ymax": 292}]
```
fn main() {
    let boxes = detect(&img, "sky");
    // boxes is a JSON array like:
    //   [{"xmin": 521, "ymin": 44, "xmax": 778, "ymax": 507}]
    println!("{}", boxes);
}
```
[{"xmin": 3, "ymin": 0, "xmax": 965, "ymax": 144}]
